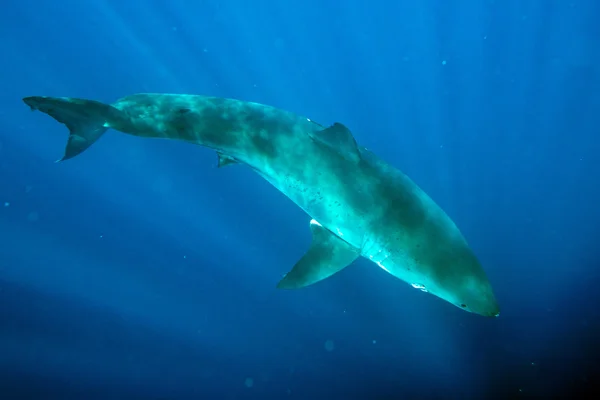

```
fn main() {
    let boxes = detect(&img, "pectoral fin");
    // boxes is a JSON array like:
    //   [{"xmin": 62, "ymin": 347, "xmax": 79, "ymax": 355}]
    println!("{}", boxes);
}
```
[{"xmin": 277, "ymin": 220, "xmax": 359, "ymax": 289}]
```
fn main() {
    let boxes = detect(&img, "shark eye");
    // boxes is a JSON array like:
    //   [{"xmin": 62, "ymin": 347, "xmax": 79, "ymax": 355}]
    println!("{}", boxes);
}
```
[{"xmin": 460, "ymin": 303, "xmax": 468, "ymax": 308}]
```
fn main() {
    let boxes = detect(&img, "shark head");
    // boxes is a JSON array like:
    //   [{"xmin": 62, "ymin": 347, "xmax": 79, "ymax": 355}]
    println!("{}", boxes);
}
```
[
  {"xmin": 441, "ymin": 273, "xmax": 500, "ymax": 317},
  {"xmin": 405, "ymin": 271, "xmax": 499, "ymax": 317},
  {"xmin": 371, "ymin": 237, "xmax": 499, "ymax": 317},
  {"xmin": 418, "ymin": 247, "xmax": 500, "ymax": 317}
]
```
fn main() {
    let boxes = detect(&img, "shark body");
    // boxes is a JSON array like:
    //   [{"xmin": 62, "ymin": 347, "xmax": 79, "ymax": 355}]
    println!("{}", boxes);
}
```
[{"xmin": 23, "ymin": 93, "xmax": 499, "ymax": 316}]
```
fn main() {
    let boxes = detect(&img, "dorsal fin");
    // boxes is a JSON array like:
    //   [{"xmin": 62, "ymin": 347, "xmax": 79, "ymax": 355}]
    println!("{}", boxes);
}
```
[
  {"xmin": 309, "ymin": 122, "xmax": 361, "ymax": 163},
  {"xmin": 216, "ymin": 152, "xmax": 238, "ymax": 167}
]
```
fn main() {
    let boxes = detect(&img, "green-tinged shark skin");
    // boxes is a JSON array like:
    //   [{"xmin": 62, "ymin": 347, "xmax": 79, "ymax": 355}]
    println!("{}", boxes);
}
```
[{"xmin": 22, "ymin": 93, "xmax": 500, "ymax": 317}]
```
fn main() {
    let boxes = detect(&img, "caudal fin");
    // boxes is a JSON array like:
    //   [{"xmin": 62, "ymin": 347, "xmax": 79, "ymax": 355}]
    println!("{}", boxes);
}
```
[{"xmin": 23, "ymin": 96, "xmax": 119, "ymax": 161}]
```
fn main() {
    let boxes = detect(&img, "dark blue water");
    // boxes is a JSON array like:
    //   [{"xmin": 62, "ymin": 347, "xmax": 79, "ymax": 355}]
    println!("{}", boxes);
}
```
[{"xmin": 1, "ymin": 0, "xmax": 599, "ymax": 399}]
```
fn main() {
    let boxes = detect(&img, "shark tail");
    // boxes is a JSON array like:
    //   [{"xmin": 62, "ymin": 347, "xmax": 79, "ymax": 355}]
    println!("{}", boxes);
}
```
[{"xmin": 23, "ymin": 96, "xmax": 121, "ymax": 161}]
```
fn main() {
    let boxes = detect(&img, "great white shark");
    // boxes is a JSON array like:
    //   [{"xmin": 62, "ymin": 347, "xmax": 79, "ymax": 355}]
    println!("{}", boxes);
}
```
[{"xmin": 22, "ymin": 93, "xmax": 499, "ymax": 317}]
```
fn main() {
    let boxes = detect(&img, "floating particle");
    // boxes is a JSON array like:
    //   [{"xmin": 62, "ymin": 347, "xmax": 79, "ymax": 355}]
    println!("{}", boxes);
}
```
[
  {"xmin": 244, "ymin": 377, "xmax": 254, "ymax": 388},
  {"xmin": 3, "ymin": 202, "xmax": 8, "ymax": 207},
  {"xmin": 324, "ymin": 339, "xmax": 335, "ymax": 352},
  {"xmin": 441, "ymin": 60, "xmax": 447, "ymax": 65},
  {"xmin": 27, "ymin": 211, "xmax": 39, "ymax": 222}
]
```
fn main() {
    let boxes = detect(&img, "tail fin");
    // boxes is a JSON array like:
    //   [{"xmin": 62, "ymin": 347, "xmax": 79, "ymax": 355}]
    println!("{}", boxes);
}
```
[{"xmin": 23, "ymin": 96, "xmax": 120, "ymax": 161}]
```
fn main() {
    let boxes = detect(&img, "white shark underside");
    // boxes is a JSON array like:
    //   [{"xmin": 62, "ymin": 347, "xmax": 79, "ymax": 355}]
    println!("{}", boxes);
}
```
[{"xmin": 22, "ymin": 93, "xmax": 499, "ymax": 317}]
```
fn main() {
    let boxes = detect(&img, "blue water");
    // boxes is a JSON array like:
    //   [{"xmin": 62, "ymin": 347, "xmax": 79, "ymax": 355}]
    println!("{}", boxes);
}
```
[{"xmin": 1, "ymin": 0, "xmax": 599, "ymax": 399}]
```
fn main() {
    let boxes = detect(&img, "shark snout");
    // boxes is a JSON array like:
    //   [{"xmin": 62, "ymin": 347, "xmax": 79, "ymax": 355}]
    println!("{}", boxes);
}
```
[
  {"xmin": 471, "ymin": 300, "xmax": 500, "ymax": 317},
  {"xmin": 459, "ymin": 286, "xmax": 500, "ymax": 317}
]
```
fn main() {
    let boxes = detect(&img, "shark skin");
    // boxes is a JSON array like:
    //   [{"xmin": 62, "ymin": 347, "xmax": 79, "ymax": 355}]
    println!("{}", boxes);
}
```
[{"xmin": 22, "ymin": 93, "xmax": 499, "ymax": 317}]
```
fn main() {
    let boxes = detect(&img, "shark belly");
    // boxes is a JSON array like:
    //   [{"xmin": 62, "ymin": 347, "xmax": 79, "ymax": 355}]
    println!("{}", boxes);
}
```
[{"xmin": 250, "ymin": 150, "xmax": 370, "ymax": 251}]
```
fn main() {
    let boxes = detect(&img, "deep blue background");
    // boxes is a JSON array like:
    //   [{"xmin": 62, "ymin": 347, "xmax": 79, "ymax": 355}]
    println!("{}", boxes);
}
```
[{"xmin": 1, "ymin": 0, "xmax": 599, "ymax": 399}]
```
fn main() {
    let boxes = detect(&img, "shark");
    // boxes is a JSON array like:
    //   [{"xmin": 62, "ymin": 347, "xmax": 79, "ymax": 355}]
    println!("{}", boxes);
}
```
[{"xmin": 22, "ymin": 93, "xmax": 499, "ymax": 317}]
